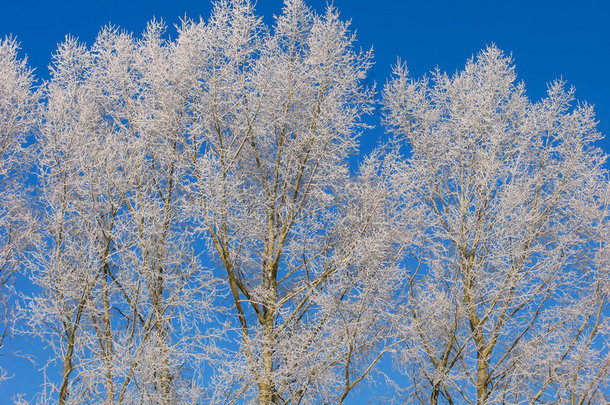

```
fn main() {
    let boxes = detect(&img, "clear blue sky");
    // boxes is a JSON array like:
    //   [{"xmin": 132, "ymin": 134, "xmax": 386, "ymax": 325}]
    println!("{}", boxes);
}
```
[{"xmin": 1, "ymin": 0, "xmax": 609, "ymax": 402}]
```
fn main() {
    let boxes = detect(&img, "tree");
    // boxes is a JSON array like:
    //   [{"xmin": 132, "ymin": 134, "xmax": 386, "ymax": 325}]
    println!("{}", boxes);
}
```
[
  {"xmin": 24, "ymin": 24, "xmax": 218, "ymax": 404},
  {"xmin": 175, "ymin": 0, "xmax": 405, "ymax": 402},
  {"xmin": 383, "ymin": 45, "xmax": 610, "ymax": 404},
  {"xmin": 0, "ymin": 37, "xmax": 38, "ymax": 384}
]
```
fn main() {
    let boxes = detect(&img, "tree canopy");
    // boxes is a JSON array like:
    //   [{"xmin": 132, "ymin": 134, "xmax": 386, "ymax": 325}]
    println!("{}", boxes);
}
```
[{"xmin": 1, "ymin": 1, "xmax": 608, "ymax": 404}]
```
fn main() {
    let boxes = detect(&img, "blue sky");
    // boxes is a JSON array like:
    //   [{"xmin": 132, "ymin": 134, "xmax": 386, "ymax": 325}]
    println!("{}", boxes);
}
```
[{"xmin": 1, "ymin": 0, "xmax": 609, "ymax": 402}]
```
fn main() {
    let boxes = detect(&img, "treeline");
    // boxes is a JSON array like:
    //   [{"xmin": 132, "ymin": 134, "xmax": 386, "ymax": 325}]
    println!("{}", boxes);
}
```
[{"xmin": 0, "ymin": 1, "xmax": 608, "ymax": 404}]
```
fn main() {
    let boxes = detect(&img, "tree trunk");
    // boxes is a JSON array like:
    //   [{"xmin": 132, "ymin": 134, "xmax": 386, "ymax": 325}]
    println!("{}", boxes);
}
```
[
  {"xmin": 476, "ymin": 355, "xmax": 488, "ymax": 404},
  {"xmin": 58, "ymin": 330, "xmax": 75, "ymax": 405}
]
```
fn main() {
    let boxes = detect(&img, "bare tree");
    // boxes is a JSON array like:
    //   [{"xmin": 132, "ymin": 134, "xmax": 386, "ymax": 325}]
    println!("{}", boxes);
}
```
[
  {"xmin": 174, "ymin": 0, "xmax": 405, "ymax": 403},
  {"xmin": 0, "ymin": 36, "xmax": 38, "ymax": 384},
  {"xmin": 24, "ymin": 24, "xmax": 218, "ymax": 404},
  {"xmin": 384, "ymin": 45, "xmax": 610, "ymax": 404}
]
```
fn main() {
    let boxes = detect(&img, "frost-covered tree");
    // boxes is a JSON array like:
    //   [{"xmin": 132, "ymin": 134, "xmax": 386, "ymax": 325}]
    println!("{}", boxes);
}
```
[
  {"xmin": 0, "ymin": 37, "xmax": 37, "ymax": 384},
  {"xmin": 25, "ymin": 24, "xmax": 218, "ymax": 404},
  {"xmin": 175, "ymin": 1, "xmax": 405, "ymax": 403},
  {"xmin": 384, "ymin": 45, "xmax": 610, "ymax": 404}
]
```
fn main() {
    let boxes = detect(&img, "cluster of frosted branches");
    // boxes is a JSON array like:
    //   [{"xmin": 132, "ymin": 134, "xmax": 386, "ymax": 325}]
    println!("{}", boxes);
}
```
[{"xmin": 0, "ymin": 37, "xmax": 38, "ymax": 384}]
